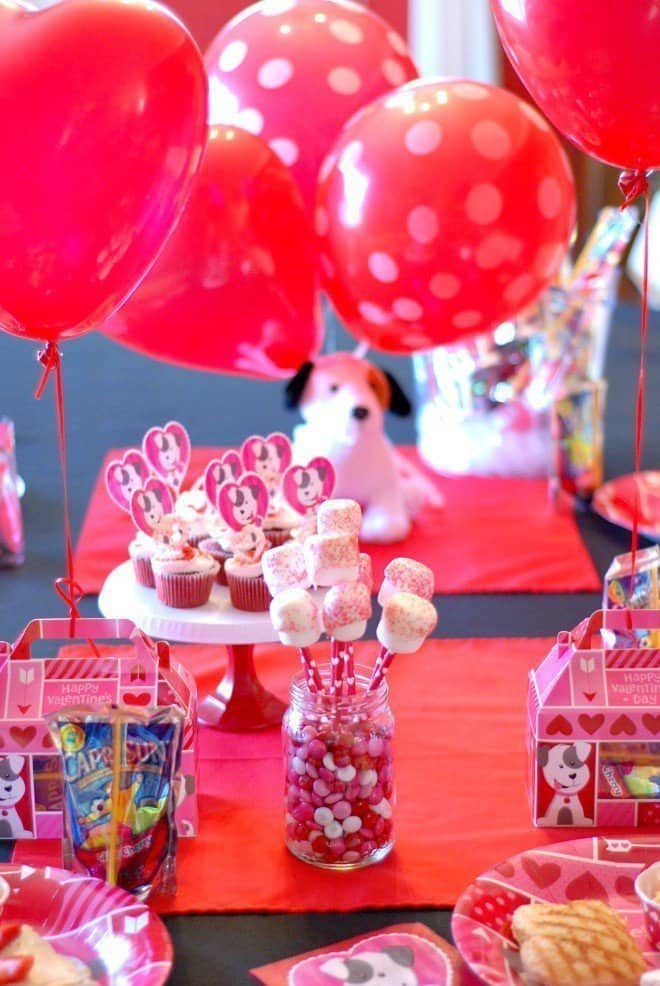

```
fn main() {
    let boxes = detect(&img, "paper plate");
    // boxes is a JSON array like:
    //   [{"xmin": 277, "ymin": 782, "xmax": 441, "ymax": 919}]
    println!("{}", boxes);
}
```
[
  {"xmin": 0, "ymin": 863, "xmax": 172, "ymax": 985},
  {"xmin": 593, "ymin": 472, "xmax": 660, "ymax": 542},
  {"xmin": 452, "ymin": 836, "xmax": 660, "ymax": 985}
]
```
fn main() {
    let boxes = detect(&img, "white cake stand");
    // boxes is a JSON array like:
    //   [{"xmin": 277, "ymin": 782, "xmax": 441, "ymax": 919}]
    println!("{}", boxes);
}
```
[{"xmin": 98, "ymin": 561, "xmax": 287, "ymax": 732}]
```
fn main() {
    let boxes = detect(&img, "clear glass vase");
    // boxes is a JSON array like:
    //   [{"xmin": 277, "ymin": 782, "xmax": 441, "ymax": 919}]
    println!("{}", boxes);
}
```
[{"xmin": 283, "ymin": 666, "xmax": 394, "ymax": 870}]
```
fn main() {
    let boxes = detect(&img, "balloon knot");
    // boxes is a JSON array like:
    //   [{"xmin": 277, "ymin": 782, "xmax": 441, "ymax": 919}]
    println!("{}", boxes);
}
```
[
  {"xmin": 618, "ymin": 169, "xmax": 651, "ymax": 210},
  {"xmin": 34, "ymin": 341, "xmax": 61, "ymax": 399}
]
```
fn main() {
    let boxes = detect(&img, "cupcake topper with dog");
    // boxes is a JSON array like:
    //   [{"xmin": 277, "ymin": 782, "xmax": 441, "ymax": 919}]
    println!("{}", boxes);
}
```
[
  {"xmin": 217, "ymin": 471, "xmax": 270, "ymax": 561},
  {"xmin": 241, "ymin": 432, "xmax": 293, "ymax": 511},
  {"xmin": 105, "ymin": 448, "xmax": 152, "ymax": 513},
  {"xmin": 282, "ymin": 457, "xmax": 335, "ymax": 517},
  {"xmin": 203, "ymin": 450, "xmax": 242, "ymax": 512},
  {"xmin": 142, "ymin": 421, "xmax": 191, "ymax": 492},
  {"xmin": 129, "ymin": 479, "xmax": 179, "ymax": 543}
]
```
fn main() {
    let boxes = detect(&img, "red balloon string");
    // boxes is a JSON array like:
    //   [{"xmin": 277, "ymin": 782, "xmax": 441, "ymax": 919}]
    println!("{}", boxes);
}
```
[
  {"xmin": 618, "ymin": 170, "xmax": 651, "ymax": 575},
  {"xmin": 34, "ymin": 343, "xmax": 99, "ymax": 653}
]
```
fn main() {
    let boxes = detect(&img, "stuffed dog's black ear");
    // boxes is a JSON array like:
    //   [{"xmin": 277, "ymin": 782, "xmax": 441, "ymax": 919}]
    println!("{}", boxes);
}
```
[
  {"xmin": 384, "ymin": 370, "xmax": 412, "ymax": 417},
  {"xmin": 284, "ymin": 362, "xmax": 314, "ymax": 410}
]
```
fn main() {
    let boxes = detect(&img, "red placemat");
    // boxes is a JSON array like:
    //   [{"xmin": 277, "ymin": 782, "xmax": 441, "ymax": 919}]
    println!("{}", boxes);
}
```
[
  {"xmin": 14, "ymin": 636, "xmax": 607, "ymax": 913},
  {"xmin": 74, "ymin": 447, "xmax": 600, "ymax": 595}
]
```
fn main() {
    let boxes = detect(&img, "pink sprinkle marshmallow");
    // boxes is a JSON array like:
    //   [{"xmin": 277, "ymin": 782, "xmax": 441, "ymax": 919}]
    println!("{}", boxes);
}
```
[
  {"xmin": 357, "ymin": 553, "xmax": 373, "ymax": 592},
  {"xmin": 270, "ymin": 589, "xmax": 322, "ymax": 645},
  {"xmin": 303, "ymin": 533, "xmax": 360, "ymax": 587},
  {"xmin": 317, "ymin": 499, "xmax": 362, "ymax": 536},
  {"xmin": 323, "ymin": 582, "xmax": 371, "ymax": 636},
  {"xmin": 262, "ymin": 541, "xmax": 309, "ymax": 595},
  {"xmin": 377, "ymin": 591, "xmax": 437, "ymax": 654},
  {"xmin": 378, "ymin": 557, "xmax": 434, "ymax": 604}
]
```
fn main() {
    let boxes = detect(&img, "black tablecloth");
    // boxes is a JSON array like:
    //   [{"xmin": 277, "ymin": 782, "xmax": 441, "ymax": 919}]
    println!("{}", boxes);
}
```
[{"xmin": 0, "ymin": 305, "xmax": 658, "ymax": 983}]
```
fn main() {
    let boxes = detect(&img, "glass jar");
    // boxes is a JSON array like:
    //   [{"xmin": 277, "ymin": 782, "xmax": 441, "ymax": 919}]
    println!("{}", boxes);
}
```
[{"xmin": 283, "ymin": 666, "xmax": 395, "ymax": 870}]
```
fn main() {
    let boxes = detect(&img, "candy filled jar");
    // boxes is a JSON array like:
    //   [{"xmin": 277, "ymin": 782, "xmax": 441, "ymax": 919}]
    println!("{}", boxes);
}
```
[{"xmin": 283, "ymin": 666, "xmax": 394, "ymax": 869}]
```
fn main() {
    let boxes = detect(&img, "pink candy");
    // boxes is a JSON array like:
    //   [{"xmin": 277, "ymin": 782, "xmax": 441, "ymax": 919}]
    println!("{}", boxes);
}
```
[
  {"xmin": 377, "ymin": 557, "xmax": 434, "ymax": 605},
  {"xmin": 303, "ymin": 533, "xmax": 360, "ymax": 587},
  {"xmin": 323, "ymin": 582, "xmax": 372, "ymax": 641}
]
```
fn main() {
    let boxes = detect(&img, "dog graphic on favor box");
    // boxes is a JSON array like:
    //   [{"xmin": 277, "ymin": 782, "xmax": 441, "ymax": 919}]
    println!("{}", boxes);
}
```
[
  {"xmin": 0, "ymin": 755, "xmax": 33, "ymax": 838},
  {"xmin": 537, "ymin": 742, "xmax": 594, "ymax": 826}
]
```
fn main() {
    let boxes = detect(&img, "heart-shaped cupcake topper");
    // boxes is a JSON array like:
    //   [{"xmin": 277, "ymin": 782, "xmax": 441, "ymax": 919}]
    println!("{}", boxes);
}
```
[
  {"xmin": 130, "ymin": 479, "xmax": 175, "ymax": 537},
  {"xmin": 142, "ymin": 421, "xmax": 190, "ymax": 491},
  {"xmin": 241, "ymin": 432, "xmax": 293, "ymax": 481},
  {"xmin": 105, "ymin": 449, "xmax": 151, "ymax": 513},
  {"xmin": 203, "ymin": 450, "xmax": 242, "ymax": 511},
  {"xmin": 217, "ymin": 472, "xmax": 269, "ymax": 532},
  {"xmin": 282, "ymin": 457, "xmax": 336, "ymax": 515}
]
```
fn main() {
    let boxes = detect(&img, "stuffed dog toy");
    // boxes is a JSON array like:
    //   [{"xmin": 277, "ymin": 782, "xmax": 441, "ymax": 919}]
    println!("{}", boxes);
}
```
[{"xmin": 285, "ymin": 352, "xmax": 442, "ymax": 543}]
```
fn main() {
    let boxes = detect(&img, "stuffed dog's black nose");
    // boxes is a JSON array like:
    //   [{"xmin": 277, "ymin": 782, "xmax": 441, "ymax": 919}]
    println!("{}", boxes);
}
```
[{"xmin": 352, "ymin": 406, "xmax": 370, "ymax": 420}]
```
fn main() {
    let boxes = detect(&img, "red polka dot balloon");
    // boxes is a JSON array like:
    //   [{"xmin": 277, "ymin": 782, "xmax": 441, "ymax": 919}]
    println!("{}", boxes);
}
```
[
  {"xmin": 317, "ymin": 79, "xmax": 576, "ymax": 355},
  {"xmin": 205, "ymin": 0, "xmax": 418, "ymax": 216}
]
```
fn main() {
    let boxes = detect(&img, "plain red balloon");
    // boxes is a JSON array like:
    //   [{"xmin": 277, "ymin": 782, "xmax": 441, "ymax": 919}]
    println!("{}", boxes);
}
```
[
  {"xmin": 317, "ymin": 80, "xmax": 576, "ymax": 355},
  {"xmin": 102, "ymin": 126, "xmax": 323, "ymax": 380},
  {"xmin": 0, "ymin": 0, "xmax": 207, "ymax": 343},
  {"xmin": 205, "ymin": 0, "xmax": 418, "ymax": 216},
  {"xmin": 490, "ymin": 0, "xmax": 660, "ymax": 171}
]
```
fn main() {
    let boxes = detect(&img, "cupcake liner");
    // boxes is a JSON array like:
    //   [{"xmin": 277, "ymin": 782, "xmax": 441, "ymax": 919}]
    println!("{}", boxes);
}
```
[
  {"xmin": 199, "ymin": 538, "xmax": 232, "ymax": 586},
  {"xmin": 263, "ymin": 528, "xmax": 292, "ymax": 548},
  {"xmin": 132, "ymin": 556, "xmax": 155, "ymax": 589},
  {"xmin": 227, "ymin": 571, "xmax": 272, "ymax": 612},
  {"xmin": 155, "ymin": 569, "xmax": 216, "ymax": 609}
]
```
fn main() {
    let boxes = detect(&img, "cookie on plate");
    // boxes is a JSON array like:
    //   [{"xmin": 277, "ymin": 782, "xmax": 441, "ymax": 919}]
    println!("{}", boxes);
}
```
[{"xmin": 512, "ymin": 899, "xmax": 647, "ymax": 986}]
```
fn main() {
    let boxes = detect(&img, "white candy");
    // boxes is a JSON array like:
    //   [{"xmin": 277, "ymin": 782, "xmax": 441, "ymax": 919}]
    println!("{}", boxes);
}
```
[
  {"xmin": 324, "ymin": 820, "xmax": 343, "ymax": 840},
  {"xmin": 358, "ymin": 769, "xmax": 377, "ymax": 788},
  {"xmin": 336, "ymin": 764, "xmax": 356, "ymax": 782},
  {"xmin": 323, "ymin": 752, "xmax": 337, "ymax": 771},
  {"xmin": 342, "ymin": 815, "xmax": 362, "ymax": 834},
  {"xmin": 292, "ymin": 757, "xmax": 306, "ymax": 775},
  {"xmin": 314, "ymin": 807, "xmax": 334, "ymax": 826},
  {"xmin": 372, "ymin": 798, "xmax": 392, "ymax": 819}
]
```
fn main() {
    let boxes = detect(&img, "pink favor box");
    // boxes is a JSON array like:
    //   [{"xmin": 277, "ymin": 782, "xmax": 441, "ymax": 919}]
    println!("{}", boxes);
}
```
[
  {"xmin": 0, "ymin": 617, "xmax": 198, "ymax": 841},
  {"xmin": 529, "ymin": 608, "xmax": 660, "ymax": 828}
]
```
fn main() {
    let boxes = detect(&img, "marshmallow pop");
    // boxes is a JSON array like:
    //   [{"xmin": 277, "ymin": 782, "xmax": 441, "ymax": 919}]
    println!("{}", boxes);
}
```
[
  {"xmin": 270, "ymin": 588, "xmax": 324, "ymax": 692},
  {"xmin": 323, "ymin": 581, "xmax": 372, "ymax": 697},
  {"xmin": 369, "ymin": 591, "xmax": 438, "ymax": 691},
  {"xmin": 303, "ymin": 533, "xmax": 360, "ymax": 588},
  {"xmin": 262, "ymin": 541, "xmax": 310, "ymax": 596},
  {"xmin": 378, "ymin": 557, "xmax": 434, "ymax": 606}
]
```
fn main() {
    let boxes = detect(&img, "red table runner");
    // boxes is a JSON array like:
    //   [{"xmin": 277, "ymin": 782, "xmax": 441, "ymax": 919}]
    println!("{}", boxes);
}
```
[
  {"xmin": 13, "ymin": 636, "xmax": 609, "ymax": 914},
  {"xmin": 74, "ymin": 447, "xmax": 600, "ymax": 595}
]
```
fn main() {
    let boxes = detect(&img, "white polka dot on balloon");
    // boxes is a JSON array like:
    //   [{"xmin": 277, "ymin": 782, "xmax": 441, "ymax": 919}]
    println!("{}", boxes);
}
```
[
  {"xmin": 429, "ymin": 273, "xmax": 460, "ymax": 299},
  {"xmin": 260, "ymin": 0, "xmax": 295, "ymax": 15},
  {"xmin": 475, "ymin": 232, "xmax": 523, "ymax": 270},
  {"xmin": 269, "ymin": 137, "xmax": 299, "ymax": 166},
  {"xmin": 407, "ymin": 205, "xmax": 439, "ymax": 244},
  {"xmin": 315, "ymin": 207, "xmax": 329, "ymax": 236},
  {"xmin": 368, "ymin": 252, "xmax": 399, "ymax": 283},
  {"xmin": 387, "ymin": 29, "xmax": 409, "ymax": 56},
  {"xmin": 535, "ymin": 242, "xmax": 566, "ymax": 279},
  {"xmin": 318, "ymin": 152, "xmax": 337, "ymax": 184},
  {"xmin": 471, "ymin": 120, "xmax": 512, "ymax": 160},
  {"xmin": 405, "ymin": 120, "xmax": 442, "ymax": 155},
  {"xmin": 339, "ymin": 139, "xmax": 363, "ymax": 168},
  {"xmin": 258, "ymin": 58, "xmax": 294, "ymax": 89},
  {"xmin": 381, "ymin": 59, "xmax": 407, "ymax": 86},
  {"xmin": 328, "ymin": 66, "xmax": 362, "ymax": 95},
  {"xmin": 520, "ymin": 100, "xmax": 550, "ymax": 131},
  {"xmin": 504, "ymin": 273, "xmax": 534, "ymax": 306},
  {"xmin": 393, "ymin": 298, "xmax": 423, "ymax": 321},
  {"xmin": 329, "ymin": 19, "xmax": 364, "ymax": 44},
  {"xmin": 465, "ymin": 184, "xmax": 503, "ymax": 225},
  {"xmin": 538, "ymin": 177, "xmax": 562, "ymax": 218},
  {"xmin": 359, "ymin": 301, "xmax": 388, "ymax": 325},
  {"xmin": 452, "ymin": 310, "xmax": 482, "ymax": 329},
  {"xmin": 236, "ymin": 108, "xmax": 264, "ymax": 135},
  {"xmin": 453, "ymin": 82, "xmax": 488, "ymax": 100},
  {"xmin": 219, "ymin": 40, "xmax": 248, "ymax": 73}
]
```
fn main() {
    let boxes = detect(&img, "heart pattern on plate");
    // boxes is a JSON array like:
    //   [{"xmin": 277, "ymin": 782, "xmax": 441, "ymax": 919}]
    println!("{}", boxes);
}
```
[{"xmin": 521, "ymin": 858, "xmax": 561, "ymax": 889}]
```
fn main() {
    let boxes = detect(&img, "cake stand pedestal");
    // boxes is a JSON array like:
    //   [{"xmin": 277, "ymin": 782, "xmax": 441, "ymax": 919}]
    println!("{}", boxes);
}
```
[{"xmin": 98, "ymin": 561, "xmax": 287, "ymax": 731}]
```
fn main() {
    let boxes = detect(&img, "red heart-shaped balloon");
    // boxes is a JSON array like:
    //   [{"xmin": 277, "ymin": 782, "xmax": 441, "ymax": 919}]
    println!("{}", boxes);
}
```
[{"xmin": 0, "ymin": 0, "xmax": 207, "ymax": 342}]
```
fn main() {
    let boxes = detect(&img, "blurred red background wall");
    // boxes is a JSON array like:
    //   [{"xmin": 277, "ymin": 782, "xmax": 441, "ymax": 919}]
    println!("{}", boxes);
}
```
[{"xmin": 169, "ymin": 0, "xmax": 407, "ymax": 51}]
